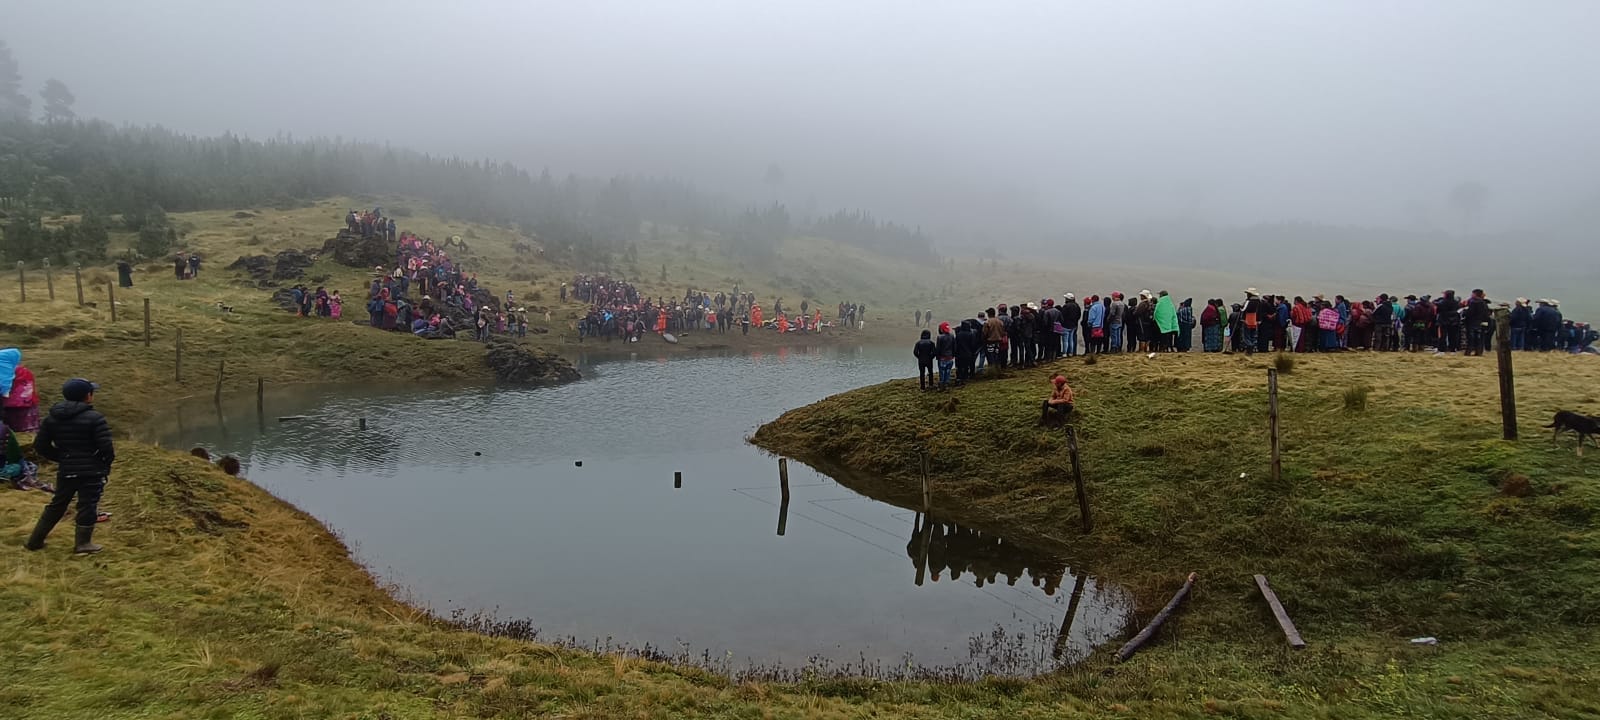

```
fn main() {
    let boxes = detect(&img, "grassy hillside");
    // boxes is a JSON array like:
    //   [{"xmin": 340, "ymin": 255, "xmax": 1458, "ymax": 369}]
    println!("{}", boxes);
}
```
[{"xmin": 754, "ymin": 350, "xmax": 1600, "ymax": 717}]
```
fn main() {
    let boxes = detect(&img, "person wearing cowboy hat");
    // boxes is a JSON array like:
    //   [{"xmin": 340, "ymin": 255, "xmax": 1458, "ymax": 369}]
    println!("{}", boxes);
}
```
[
  {"xmin": 1509, "ymin": 297, "xmax": 1533, "ymax": 351},
  {"xmin": 1532, "ymin": 299, "xmax": 1560, "ymax": 351},
  {"xmin": 1239, "ymin": 289, "xmax": 1263, "ymax": 355}
]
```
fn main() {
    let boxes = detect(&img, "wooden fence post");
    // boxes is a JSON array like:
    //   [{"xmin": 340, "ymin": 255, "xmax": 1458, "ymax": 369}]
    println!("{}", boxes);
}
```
[
  {"xmin": 214, "ymin": 359, "xmax": 225, "ymax": 405},
  {"xmin": 1268, "ymin": 369, "xmax": 1281, "ymax": 485},
  {"xmin": 175, "ymin": 327, "xmax": 183, "ymax": 382},
  {"xmin": 1495, "ymin": 309, "xmax": 1517, "ymax": 440},
  {"xmin": 108, "ymin": 281, "xmax": 116, "ymax": 321},
  {"xmin": 1066, "ymin": 427, "xmax": 1093, "ymax": 533},
  {"xmin": 43, "ymin": 259, "xmax": 54, "ymax": 300},
  {"xmin": 143, "ymin": 298, "xmax": 151, "ymax": 347},
  {"xmin": 256, "ymin": 377, "xmax": 264, "ymax": 415},
  {"xmin": 674, "ymin": 470, "xmax": 682, "ymax": 489},
  {"xmin": 16, "ymin": 262, "xmax": 24, "ymax": 302},
  {"xmin": 74, "ymin": 264, "xmax": 84, "ymax": 306}
]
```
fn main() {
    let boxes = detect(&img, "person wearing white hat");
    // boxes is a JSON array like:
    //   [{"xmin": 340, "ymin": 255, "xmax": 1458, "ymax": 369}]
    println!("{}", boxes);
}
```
[
  {"xmin": 1060, "ymin": 293, "xmax": 1082, "ymax": 357},
  {"xmin": 1532, "ymin": 299, "xmax": 1560, "ymax": 351},
  {"xmin": 1508, "ymin": 298, "xmax": 1532, "ymax": 351}
]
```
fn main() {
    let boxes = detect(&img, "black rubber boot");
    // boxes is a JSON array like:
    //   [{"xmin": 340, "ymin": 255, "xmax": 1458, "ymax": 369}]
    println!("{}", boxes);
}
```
[
  {"xmin": 24, "ymin": 505, "xmax": 67, "ymax": 551},
  {"xmin": 73, "ymin": 525, "xmax": 102, "ymax": 555}
]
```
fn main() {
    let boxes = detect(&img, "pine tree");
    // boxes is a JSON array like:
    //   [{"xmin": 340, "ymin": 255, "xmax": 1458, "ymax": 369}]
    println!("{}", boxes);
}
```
[
  {"xmin": 39, "ymin": 78, "xmax": 74, "ymax": 123},
  {"xmin": 0, "ymin": 38, "xmax": 30, "ymax": 121}
]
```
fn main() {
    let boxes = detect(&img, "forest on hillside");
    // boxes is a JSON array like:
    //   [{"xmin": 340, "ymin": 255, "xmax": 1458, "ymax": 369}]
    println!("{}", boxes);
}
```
[{"xmin": 0, "ymin": 39, "xmax": 936, "ymax": 270}]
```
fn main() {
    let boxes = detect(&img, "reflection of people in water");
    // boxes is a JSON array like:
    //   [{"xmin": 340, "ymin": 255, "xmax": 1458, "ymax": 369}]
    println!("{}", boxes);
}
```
[{"xmin": 906, "ymin": 512, "xmax": 1067, "ymax": 592}]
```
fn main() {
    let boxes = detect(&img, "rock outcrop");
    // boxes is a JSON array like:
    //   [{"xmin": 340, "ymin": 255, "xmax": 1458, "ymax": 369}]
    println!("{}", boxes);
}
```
[
  {"xmin": 228, "ymin": 249, "xmax": 316, "ymax": 287},
  {"xmin": 484, "ymin": 338, "xmax": 580, "ymax": 385},
  {"xmin": 321, "ymin": 229, "xmax": 394, "ymax": 269}
]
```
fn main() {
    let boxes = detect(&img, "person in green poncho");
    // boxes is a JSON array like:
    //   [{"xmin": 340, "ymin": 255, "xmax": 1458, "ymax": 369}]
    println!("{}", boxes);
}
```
[{"xmin": 1154, "ymin": 290, "xmax": 1179, "ymax": 352}]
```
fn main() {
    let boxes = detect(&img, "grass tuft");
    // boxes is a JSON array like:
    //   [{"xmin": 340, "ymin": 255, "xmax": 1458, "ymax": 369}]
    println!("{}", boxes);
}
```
[
  {"xmin": 1343, "ymin": 384, "xmax": 1372, "ymax": 411},
  {"xmin": 1274, "ymin": 352, "xmax": 1296, "ymax": 374}
]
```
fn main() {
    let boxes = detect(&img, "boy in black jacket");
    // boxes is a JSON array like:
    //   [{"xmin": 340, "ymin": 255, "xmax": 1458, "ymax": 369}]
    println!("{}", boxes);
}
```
[{"xmin": 25, "ymin": 378, "xmax": 114, "ymax": 554}]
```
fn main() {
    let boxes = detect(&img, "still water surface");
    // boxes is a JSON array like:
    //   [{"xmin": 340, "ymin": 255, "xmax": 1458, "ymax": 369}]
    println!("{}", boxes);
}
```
[{"xmin": 156, "ymin": 344, "xmax": 1129, "ymax": 678}]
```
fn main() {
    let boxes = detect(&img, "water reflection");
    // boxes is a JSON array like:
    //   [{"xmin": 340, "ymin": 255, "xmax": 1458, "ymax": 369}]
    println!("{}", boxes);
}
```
[{"xmin": 156, "ymin": 345, "xmax": 1130, "ymax": 677}]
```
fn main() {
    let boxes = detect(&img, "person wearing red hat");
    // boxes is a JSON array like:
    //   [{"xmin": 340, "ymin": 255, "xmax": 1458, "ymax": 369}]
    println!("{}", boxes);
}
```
[{"xmin": 1040, "ymin": 375, "xmax": 1075, "ymax": 425}]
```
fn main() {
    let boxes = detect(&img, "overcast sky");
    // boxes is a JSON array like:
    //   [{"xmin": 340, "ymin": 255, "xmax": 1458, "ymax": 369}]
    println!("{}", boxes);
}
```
[{"xmin": 7, "ymin": 0, "xmax": 1599, "ymax": 237}]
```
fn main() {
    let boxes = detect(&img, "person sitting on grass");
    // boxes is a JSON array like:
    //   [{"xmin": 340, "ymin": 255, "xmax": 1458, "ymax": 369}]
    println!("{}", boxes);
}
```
[{"xmin": 1040, "ymin": 374, "xmax": 1074, "ymax": 425}]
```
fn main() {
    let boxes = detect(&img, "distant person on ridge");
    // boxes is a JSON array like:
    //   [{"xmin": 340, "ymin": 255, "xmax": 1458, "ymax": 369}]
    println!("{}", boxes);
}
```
[
  {"xmin": 116, "ymin": 259, "xmax": 134, "ymax": 288},
  {"xmin": 24, "ymin": 379, "xmax": 114, "ymax": 554},
  {"xmin": 913, "ymin": 329, "xmax": 936, "ymax": 391}
]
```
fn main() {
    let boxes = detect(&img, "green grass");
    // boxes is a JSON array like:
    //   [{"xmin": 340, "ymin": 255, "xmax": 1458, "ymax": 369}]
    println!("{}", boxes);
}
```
[
  {"xmin": 7, "ymin": 196, "xmax": 1600, "ymax": 716},
  {"xmin": 753, "ymin": 350, "xmax": 1600, "ymax": 717}
]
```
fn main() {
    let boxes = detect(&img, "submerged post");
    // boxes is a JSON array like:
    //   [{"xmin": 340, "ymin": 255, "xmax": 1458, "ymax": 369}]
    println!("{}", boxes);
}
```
[
  {"xmin": 919, "ymin": 452, "xmax": 932, "ymax": 512},
  {"xmin": 674, "ymin": 470, "xmax": 682, "ymax": 489},
  {"xmin": 1268, "ymin": 369, "xmax": 1281, "ymax": 485},
  {"xmin": 143, "ymin": 298, "xmax": 151, "ymax": 347},
  {"xmin": 74, "ymin": 264, "xmax": 84, "ymax": 306},
  {"xmin": 359, "ymin": 417, "xmax": 367, "ymax": 430},
  {"xmin": 1066, "ymin": 427, "xmax": 1092, "ymax": 533},
  {"xmin": 44, "ymin": 259, "xmax": 54, "ymax": 300},
  {"xmin": 256, "ymin": 377, "xmax": 264, "ymax": 415},
  {"xmin": 1495, "ymin": 309, "xmax": 1518, "ymax": 440},
  {"xmin": 777, "ymin": 458, "xmax": 791, "ymax": 536}
]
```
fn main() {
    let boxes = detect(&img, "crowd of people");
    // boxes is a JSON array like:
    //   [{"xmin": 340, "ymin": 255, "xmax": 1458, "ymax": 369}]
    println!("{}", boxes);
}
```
[
  {"xmin": 345, "ymin": 207, "xmax": 396, "ymax": 242},
  {"xmin": 284, "ymin": 214, "xmax": 534, "ymax": 343},
  {"xmin": 911, "ymin": 287, "xmax": 1598, "ymax": 393},
  {"xmin": 566, "ymin": 274, "xmax": 867, "ymax": 342}
]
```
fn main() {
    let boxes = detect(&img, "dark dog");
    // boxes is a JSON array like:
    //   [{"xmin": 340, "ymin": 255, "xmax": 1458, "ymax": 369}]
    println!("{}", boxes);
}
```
[
  {"xmin": 1545, "ymin": 410, "xmax": 1600, "ymax": 456},
  {"xmin": 215, "ymin": 302, "xmax": 234, "ymax": 313}
]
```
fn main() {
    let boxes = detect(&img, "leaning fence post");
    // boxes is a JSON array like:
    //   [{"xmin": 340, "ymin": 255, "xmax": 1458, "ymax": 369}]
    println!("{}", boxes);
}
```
[
  {"xmin": 108, "ymin": 281, "xmax": 116, "ymax": 321},
  {"xmin": 1268, "ymin": 368, "xmax": 1281, "ymax": 485},
  {"xmin": 43, "ymin": 259, "xmax": 54, "ymax": 300},
  {"xmin": 74, "ymin": 264, "xmax": 84, "ymax": 306},
  {"xmin": 214, "ymin": 359, "xmax": 225, "ymax": 405},
  {"xmin": 143, "ymin": 298, "xmax": 151, "ymax": 347},
  {"xmin": 257, "ymin": 377, "xmax": 264, "ymax": 415},
  {"xmin": 175, "ymin": 327, "xmax": 183, "ymax": 382},
  {"xmin": 16, "ymin": 261, "xmax": 24, "ymax": 302},
  {"xmin": 1066, "ymin": 427, "xmax": 1093, "ymax": 533}
]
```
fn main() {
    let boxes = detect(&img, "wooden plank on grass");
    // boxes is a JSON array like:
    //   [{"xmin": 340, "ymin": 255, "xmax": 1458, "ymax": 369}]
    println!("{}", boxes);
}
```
[{"xmin": 1254, "ymin": 574, "xmax": 1306, "ymax": 649}]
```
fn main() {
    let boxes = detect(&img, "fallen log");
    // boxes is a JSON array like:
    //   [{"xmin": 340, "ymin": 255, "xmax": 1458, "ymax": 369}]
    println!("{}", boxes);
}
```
[
  {"xmin": 1116, "ymin": 572, "xmax": 1198, "ymax": 662},
  {"xmin": 1254, "ymin": 574, "xmax": 1306, "ymax": 648}
]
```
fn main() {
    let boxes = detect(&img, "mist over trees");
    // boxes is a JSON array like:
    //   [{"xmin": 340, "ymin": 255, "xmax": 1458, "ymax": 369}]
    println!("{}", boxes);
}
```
[{"xmin": 0, "ymin": 116, "xmax": 937, "ymax": 267}]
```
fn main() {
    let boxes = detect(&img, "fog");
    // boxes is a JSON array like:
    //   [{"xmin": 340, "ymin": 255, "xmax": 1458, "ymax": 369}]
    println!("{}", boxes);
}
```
[{"xmin": 6, "ymin": 0, "xmax": 1599, "ymax": 244}]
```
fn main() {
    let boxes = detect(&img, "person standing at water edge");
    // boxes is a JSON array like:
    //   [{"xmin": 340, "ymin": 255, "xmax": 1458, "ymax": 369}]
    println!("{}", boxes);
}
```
[
  {"xmin": 25, "ymin": 379, "xmax": 114, "ymax": 554},
  {"xmin": 935, "ymin": 322, "xmax": 956, "ymax": 389},
  {"xmin": 913, "ymin": 329, "xmax": 937, "ymax": 391}
]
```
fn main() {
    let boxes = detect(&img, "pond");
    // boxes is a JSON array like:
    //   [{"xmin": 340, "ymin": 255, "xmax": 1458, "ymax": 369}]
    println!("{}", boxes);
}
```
[{"xmin": 153, "ymin": 343, "xmax": 1131, "ymax": 679}]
